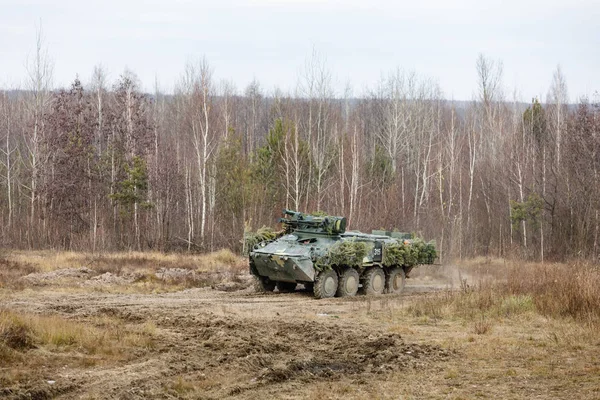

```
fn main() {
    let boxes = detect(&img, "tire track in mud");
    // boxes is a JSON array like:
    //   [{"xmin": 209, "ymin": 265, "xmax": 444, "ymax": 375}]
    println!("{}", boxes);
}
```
[
  {"xmin": 143, "ymin": 309, "xmax": 455, "ymax": 398},
  {"xmin": 2, "ymin": 282, "xmax": 457, "ymax": 399}
]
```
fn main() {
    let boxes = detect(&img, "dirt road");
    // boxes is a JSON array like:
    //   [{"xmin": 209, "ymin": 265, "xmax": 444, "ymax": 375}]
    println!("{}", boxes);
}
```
[
  {"xmin": 4, "ymin": 262, "xmax": 597, "ymax": 400},
  {"xmin": 2, "ymin": 273, "xmax": 457, "ymax": 399}
]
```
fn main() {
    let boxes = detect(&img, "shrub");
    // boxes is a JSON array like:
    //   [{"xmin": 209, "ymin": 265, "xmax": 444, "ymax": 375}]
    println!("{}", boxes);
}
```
[
  {"xmin": 473, "ymin": 316, "xmax": 493, "ymax": 335},
  {"xmin": 0, "ymin": 311, "xmax": 36, "ymax": 350}
]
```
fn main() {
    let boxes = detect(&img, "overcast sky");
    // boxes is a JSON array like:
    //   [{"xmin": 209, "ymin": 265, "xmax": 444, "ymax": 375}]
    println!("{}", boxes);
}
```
[{"xmin": 1, "ymin": 0, "xmax": 598, "ymax": 101}]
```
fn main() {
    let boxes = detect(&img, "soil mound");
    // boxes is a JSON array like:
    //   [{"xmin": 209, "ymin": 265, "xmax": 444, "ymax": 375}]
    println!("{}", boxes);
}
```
[
  {"xmin": 20, "ymin": 267, "xmax": 95, "ymax": 286},
  {"xmin": 156, "ymin": 312, "xmax": 454, "ymax": 391}
]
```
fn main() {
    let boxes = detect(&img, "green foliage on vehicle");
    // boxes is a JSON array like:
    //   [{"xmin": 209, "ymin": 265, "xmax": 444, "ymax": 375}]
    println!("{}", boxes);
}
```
[
  {"xmin": 243, "ymin": 226, "xmax": 279, "ymax": 255},
  {"xmin": 383, "ymin": 239, "xmax": 437, "ymax": 266},
  {"xmin": 383, "ymin": 242, "xmax": 417, "ymax": 266},
  {"xmin": 319, "ymin": 240, "xmax": 367, "ymax": 269},
  {"xmin": 417, "ymin": 240, "xmax": 437, "ymax": 264}
]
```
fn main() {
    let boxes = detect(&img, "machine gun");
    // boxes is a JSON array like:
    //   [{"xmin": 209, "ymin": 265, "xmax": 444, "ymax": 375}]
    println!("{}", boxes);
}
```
[{"xmin": 279, "ymin": 209, "xmax": 347, "ymax": 235}]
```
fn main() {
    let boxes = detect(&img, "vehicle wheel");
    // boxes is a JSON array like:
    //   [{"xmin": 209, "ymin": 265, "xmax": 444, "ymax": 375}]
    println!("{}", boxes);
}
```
[
  {"xmin": 253, "ymin": 275, "xmax": 276, "ymax": 293},
  {"xmin": 386, "ymin": 267, "xmax": 406, "ymax": 294},
  {"xmin": 336, "ymin": 268, "xmax": 359, "ymax": 297},
  {"xmin": 276, "ymin": 281, "xmax": 297, "ymax": 293},
  {"xmin": 361, "ymin": 267, "xmax": 385, "ymax": 295},
  {"xmin": 313, "ymin": 269, "xmax": 338, "ymax": 299}
]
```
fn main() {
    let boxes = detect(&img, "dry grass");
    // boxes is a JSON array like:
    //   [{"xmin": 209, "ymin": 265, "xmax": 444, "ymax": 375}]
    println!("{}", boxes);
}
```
[
  {"xmin": 407, "ymin": 259, "xmax": 600, "ymax": 330},
  {"xmin": 0, "ymin": 249, "xmax": 248, "ymax": 293},
  {"xmin": 472, "ymin": 315, "xmax": 493, "ymax": 335},
  {"xmin": 4, "ymin": 248, "xmax": 244, "ymax": 273},
  {"xmin": 0, "ymin": 254, "xmax": 599, "ymax": 399},
  {"xmin": 0, "ymin": 257, "xmax": 40, "ymax": 289},
  {"xmin": 505, "ymin": 261, "xmax": 600, "ymax": 324},
  {"xmin": 346, "ymin": 259, "xmax": 600, "ymax": 399},
  {"xmin": 0, "ymin": 309, "xmax": 155, "ymax": 356},
  {"xmin": 0, "ymin": 308, "xmax": 156, "ymax": 391}
]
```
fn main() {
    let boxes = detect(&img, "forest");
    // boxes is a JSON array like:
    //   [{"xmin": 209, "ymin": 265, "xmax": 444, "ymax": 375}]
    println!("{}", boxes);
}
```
[{"xmin": 1, "ymin": 42, "xmax": 598, "ymax": 262}]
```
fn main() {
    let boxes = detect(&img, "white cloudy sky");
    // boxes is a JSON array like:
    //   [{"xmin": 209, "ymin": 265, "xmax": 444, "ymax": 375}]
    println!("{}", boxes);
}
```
[{"xmin": 1, "ymin": 0, "xmax": 598, "ymax": 100}]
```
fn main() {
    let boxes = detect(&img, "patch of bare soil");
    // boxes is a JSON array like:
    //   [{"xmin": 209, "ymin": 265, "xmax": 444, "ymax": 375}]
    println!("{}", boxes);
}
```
[
  {"xmin": 83, "ymin": 272, "xmax": 136, "ymax": 286},
  {"xmin": 159, "ymin": 313, "xmax": 452, "ymax": 393},
  {"xmin": 155, "ymin": 267, "xmax": 252, "ymax": 291},
  {"xmin": 3, "ymin": 262, "xmax": 597, "ymax": 399},
  {"xmin": 16, "ymin": 266, "xmax": 252, "ymax": 291},
  {"xmin": 0, "ymin": 272, "xmax": 456, "ymax": 400},
  {"xmin": 20, "ymin": 267, "xmax": 96, "ymax": 286}
]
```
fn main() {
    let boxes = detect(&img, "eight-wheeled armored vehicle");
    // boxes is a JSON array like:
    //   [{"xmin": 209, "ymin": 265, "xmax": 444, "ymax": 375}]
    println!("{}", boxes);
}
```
[{"xmin": 248, "ymin": 210, "xmax": 437, "ymax": 299}]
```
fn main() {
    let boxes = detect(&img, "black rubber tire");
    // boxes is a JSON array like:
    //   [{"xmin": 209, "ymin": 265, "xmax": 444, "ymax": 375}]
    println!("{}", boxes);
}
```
[
  {"xmin": 276, "ymin": 281, "xmax": 297, "ymax": 293},
  {"xmin": 361, "ymin": 267, "xmax": 386, "ymax": 295},
  {"xmin": 386, "ymin": 267, "xmax": 406, "ymax": 294},
  {"xmin": 253, "ymin": 275, "xmax": 276, "ymax": 293},
  {"xmin": 336, "ymin": 268, "xmax": 359, "ymax": 297},
  {"xmin": 313, "ymin": 269, "xmax": 338, "ymax": 299}
]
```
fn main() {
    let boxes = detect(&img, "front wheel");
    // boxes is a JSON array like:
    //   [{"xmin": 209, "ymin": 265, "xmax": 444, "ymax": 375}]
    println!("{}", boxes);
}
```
[
  {"xmin": 253, "ymin": 276, "xmax": 276, "ymax": 293},
  {"xmin": 313, "ymin": 269, "xmax": 338, "ymax": 299}
]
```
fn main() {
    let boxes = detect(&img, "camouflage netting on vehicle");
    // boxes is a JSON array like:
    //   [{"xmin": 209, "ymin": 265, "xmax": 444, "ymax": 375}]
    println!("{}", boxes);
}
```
[
  {"xmin": 415, "ymin": 239, "xmax": 437, "ymax": 264},
  {"xmin": 244, "ymin": 227, "xmax": 279, "ymax": 255},
  {"xmin": 383, "ymin": 239, "xmax": 437, "ymax": 267},
  {"xmin": 318, "ymin": 240, "xmax": 368, "ymax": 269},
  {"xmin": 383, "ymin": 242, "xmax": 417, "ymax": 266}
]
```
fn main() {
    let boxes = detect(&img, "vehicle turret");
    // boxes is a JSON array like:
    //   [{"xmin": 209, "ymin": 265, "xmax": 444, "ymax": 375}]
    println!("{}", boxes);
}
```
[{"xmin": 279, "ymin": 209, "xmax": 347, "ymax": 235}]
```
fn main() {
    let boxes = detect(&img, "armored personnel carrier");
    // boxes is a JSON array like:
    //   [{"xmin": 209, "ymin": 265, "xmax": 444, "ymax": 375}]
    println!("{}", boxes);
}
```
[{"xmin": 248, "ymin": 210, "xmax": 436, "ymax": 299}]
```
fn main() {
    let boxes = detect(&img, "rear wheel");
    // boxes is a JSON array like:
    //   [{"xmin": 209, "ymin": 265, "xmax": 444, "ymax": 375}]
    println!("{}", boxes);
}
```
[
  {"xmin": 336, "ymin": 268, "xmax": 359, "ymax": 297},
  {"xmin": 313, "ymin": 269, "xmax": 338, "ymax": 299},
  {"xmin": 361, "ymin": 267, "xmax": 385, "ymax": 295},
  {"xmin": 276, "ymin": 281, "xmax": 297, "ymax": 293},
  {"xmin": 253, "ymin": 276, "xmax": 276, "ymax": 293},
  {"xmin": 386, "ymin": 268, "xmax": 406, "ymax": 294}
]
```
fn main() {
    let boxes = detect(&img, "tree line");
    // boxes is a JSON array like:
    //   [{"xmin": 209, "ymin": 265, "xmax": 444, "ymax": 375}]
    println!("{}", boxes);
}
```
[{"xmin": 1, "ymin": 47, "xmax": 598, "ymax": 261}]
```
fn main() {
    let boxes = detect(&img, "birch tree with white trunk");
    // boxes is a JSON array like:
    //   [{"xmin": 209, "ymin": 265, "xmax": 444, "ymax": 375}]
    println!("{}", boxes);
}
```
[{"xmin": 25, "ymin": 25, "xmax": 53, "ymax": 243}]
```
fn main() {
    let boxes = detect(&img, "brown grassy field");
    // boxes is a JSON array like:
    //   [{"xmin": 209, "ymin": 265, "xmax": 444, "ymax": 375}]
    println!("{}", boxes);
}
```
[{"xmin": 1, "ymin": 251, "xmax": 599, "ymax": 399}]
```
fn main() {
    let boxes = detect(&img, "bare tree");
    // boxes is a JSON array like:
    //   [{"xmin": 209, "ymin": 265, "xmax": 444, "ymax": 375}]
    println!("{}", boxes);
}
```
[
  {"xmin": 243, "ymin": 79, "xmax": 263, "ymax": 155},
  {"xmin": 218, "ymin": 79, "xmax": 237, "ymax": 139},
  {"xmin": 547, "ymin": 65, "xmax": 568, "ymax": 167},
  {"xmin": 0, "ymin": 90, "xmax": 19, "ymax": 230},
  {"xmin": 475, "ymin": 53, "xmax": 504, "ymax": 161},
  {"xmin": 374, "ymin": 68, "xmax": 411, "ymax": 174},
  {"xmin": 298, "ymin": 49, "xmax": 337, "ymax": 211},
  {"xmin": 180, "ymin": 58, "xmax": 217, "ymax": 247},
  {"xmin": 24, "ymin": 23, "xmax": 53, "ymax": 244}
]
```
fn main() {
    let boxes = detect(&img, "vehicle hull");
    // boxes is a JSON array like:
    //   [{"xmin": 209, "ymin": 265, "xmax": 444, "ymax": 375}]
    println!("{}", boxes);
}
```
[
  {"xmin": 247, "ymin": 210, "xmax": 437, "ymax": 298},
  {"xmin": 251, "ymin": 251, "xmax": 316, "ymax": 283}
]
